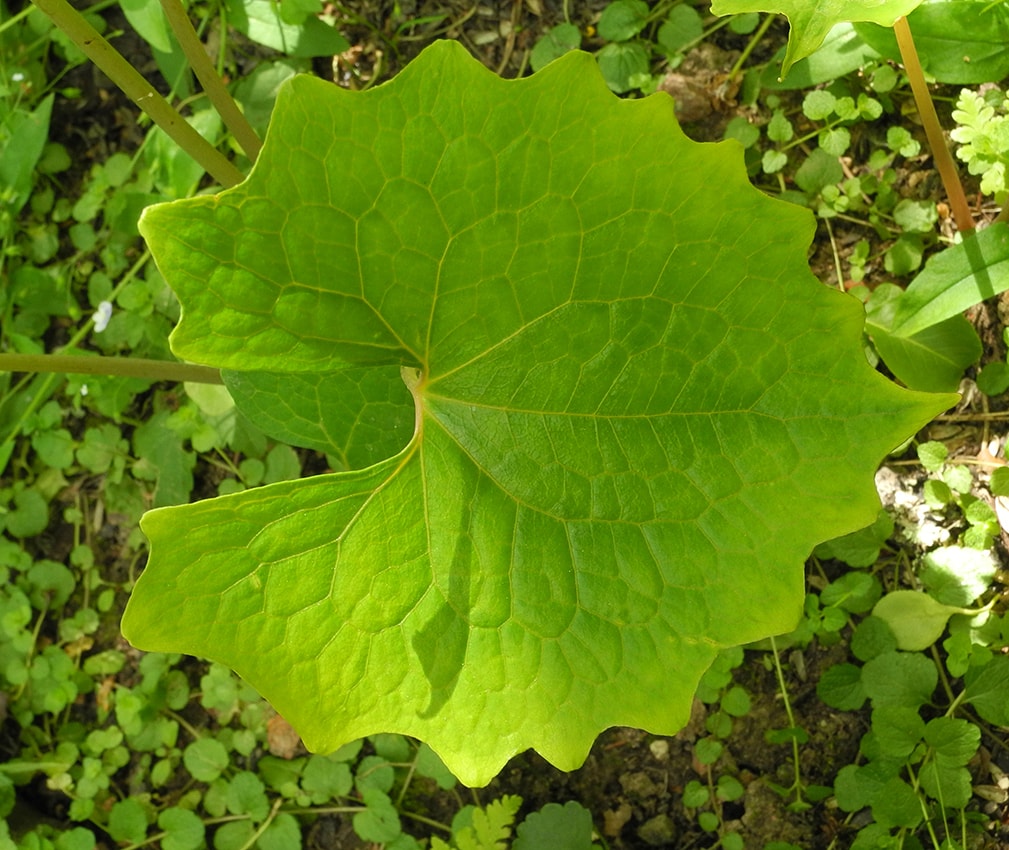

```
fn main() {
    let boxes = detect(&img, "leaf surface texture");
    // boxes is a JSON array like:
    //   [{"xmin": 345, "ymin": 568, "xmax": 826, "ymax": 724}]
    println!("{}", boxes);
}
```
[{"xmin": 122, "ymin": 42, "xmax": 948, "ymax": 785}]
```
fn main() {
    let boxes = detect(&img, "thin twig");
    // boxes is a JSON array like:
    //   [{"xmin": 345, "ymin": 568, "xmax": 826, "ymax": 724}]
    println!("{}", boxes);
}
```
[
  {"xmin": 32, "ymin": 0, "xmax": 245, "ymax": 188},
  {"xmin": 159, "ymin": 0, "xmax": 262, "ymax": 162},
  {"xmin": 893, "ymin": 16, "xmax": 974, "ymax": 233}
]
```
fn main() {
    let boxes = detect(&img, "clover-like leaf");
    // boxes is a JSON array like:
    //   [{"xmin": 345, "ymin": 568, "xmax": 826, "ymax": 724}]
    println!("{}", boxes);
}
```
[
  {"xmin": 710, "ymin": 0, "xmax": 924, "ymax": 77},
  {"xmin": 121, "ymin": 41, "xmax": 949, "ymax": 786}
]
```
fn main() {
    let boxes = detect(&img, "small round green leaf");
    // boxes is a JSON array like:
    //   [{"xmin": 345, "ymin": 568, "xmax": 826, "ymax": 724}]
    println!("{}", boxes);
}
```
[
  {"xmin": 107, "ymin": 798, "xmax": 148, "ymax": 844},
  {"xmin": 872, "ymin": 591, "xmax": 970, "ymax": 651},
  {"xmin": 158, "ymin": 808, "xmax": 205, "ymax": 850},
  {"xmin": 183, "ymin": 738, "xmax": 229, "ymax": 783},
  {"xmin": 598, "ymin": 0, "xmax": 650, "ymax": 41}
]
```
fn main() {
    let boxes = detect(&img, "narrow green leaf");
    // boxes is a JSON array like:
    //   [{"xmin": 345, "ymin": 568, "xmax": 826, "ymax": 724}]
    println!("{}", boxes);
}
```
[
  {"xmin": 0, "ymin": 94, "xmax": 54, "ymax": 216},
  {"xmin": 123, "ymin": 42, "xmax": 949, "ymax": 786},
  {"xmin": 119, "ymin": 0, "xmax": 174, "ymax": 53},
  {"xmin": 866, "ymin": 282, "xmax": 981, "ymax": 392},
  {"xmin": 889, "ymin": 224, "xmax": 1009, "ymax": 338},
  {"xmin": 870, "ymin": 317, "xmax": 980, "ymax": 391}
]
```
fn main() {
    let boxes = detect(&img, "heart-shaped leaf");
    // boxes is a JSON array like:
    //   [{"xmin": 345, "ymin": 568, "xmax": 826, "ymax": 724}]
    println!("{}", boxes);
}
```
[{"xmin": 121, "ymin": 41, "xmax": 949, "ymax": 786}]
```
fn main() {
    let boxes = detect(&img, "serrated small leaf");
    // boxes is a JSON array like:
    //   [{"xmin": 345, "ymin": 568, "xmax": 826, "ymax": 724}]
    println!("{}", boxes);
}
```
[
  {"xmin": 598, "ymin": 0, "xmax": 650, "ymax": 41},
  {"xmin": 302, "ymin": 754, "xmax": 353, "ymax": 801},
  {"xmin": 658, "ymin": 6, "xmax": 704, "ymax": 55},
  {"xmin": 871, "ymin": 776, "xmax": 922, "ymax": 829},
  {"xmin": 257, "ymin": 812, "xmax": 302, "ymax": 850},
  {"xmin": 850, "ymin": 615, "xmax": 897, "ymax": 662},
  {"xmin": 107, "ymin": 798, "xmax": 148, "ymax": 845},
  {"xmin": 963, "ymin": 654, "xmax": 1009, "ymax": 725},
  {"xmin": 531, "ymin": 23, "xmax": 582, "ymax": 72},
  {"xmin": 226, "ymin": 771, "xmax": 270, "ymax": 820},
  {"xmin": 861, "ymin": 651, "xmax": 937, "ymax": 708},
  {"xmin": 871, "ymin": 705, "xmax": 924, "ymax": 759},
  {"xmin": 513, "ymin": 800, "xmax": 594, "ymax": 850},
  {"xmin": 158, "ymin": 808, "xmax": 205, "ymax": 850},
  {"xmin": 354, "ymin": 788, "xmax": 401, "ymax": 843},
  {"xmin": 991, "ymin": 466, "xmax": 1009, "ymax": 496},
  {"xmin": 183, "ymin": 738, "xmax": 229, "ymax": 783},
  {"xmin": 924, "ymin": 717, "xmax": 979, "ymax": 767}
]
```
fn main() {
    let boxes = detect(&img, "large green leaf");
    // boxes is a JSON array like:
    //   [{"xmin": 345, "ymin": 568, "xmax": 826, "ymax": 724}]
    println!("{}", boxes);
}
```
[
  {"xmin": 853, "ymin": 0, "xmax": 1009, "ymax": 84},
  {"xmin": 122, "ymin": 41, "xmax": 949, "ymax": 786},
  {"xmin": 222, "ymin": 368, "xmax": 413, "ymax": 469},
  {"xmin": 710, "ymin": 0, "xmax": 923, "ymax": 77}
]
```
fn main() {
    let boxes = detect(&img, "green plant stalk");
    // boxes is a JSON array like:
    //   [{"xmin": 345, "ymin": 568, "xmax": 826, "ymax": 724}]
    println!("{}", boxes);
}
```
[
  {"xmin": 768, "ymin": 636, "xmax": 806, "ymax": 808},
  {"xmin": 237, "ymin": 798, "xmax": 283, "ymax": 850},
  {"xmin": 893, "ymin": 16, "xmax": 973, "ymax": 233},
  {"xmin": 159, "ymin": 0, "xmax": 262, "ymax": 163},
  {"xmin": 31, "ymin": 0, "xmax": 245, "ymax": 188},
  {"xmin": 729, "ymin": 14, "xmax": 774, "ymax": 81},
  {"xmin": 0, "ymin": 354, "xmax": 223, "ymax": 385}
]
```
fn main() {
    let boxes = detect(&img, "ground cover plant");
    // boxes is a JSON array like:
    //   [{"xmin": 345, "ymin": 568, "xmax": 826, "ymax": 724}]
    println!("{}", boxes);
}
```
[{"xmin": 2, "ymin": 0, "xmax": 1009, "ymax": 847}]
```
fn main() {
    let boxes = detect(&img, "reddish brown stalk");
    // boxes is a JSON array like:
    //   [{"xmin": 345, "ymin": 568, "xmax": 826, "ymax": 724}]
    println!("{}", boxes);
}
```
[{"xmin": 893, "ymin": 16, "xmax": 974, "ymax": 233}]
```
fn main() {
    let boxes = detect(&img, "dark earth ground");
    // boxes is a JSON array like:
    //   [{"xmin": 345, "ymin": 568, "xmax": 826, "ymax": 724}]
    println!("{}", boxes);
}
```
[{"xmin": 13, "ymin": 0, "xmax": 1009, "ymax": 847}]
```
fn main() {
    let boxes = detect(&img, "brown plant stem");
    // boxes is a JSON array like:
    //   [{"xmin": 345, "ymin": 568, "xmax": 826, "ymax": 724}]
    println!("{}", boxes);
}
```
[
  {"xmin": 159, "ymin": 0, "xmax": 262, "ymax": 163},
  {"xmin": 31, "ymin": 0, "xmax": 245, "ymax": 188},
  {"xmin": 893, "ymin": 16, "xmax": 974, "ymax": 233},
  {"xmin": 0, "ymin": 354, "xmax": 223, "ymax": 385}
]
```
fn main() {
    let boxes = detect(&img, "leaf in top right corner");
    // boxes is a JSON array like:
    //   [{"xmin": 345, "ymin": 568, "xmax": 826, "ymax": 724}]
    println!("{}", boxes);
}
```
[{"xmin": 709, "ymin": 0, "xmax": 924, "ymax": 77}]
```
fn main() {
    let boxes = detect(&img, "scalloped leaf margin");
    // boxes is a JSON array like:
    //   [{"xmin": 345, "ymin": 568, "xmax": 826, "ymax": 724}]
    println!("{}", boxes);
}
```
[{"xmin": 122, "ymin": 41, "xmax": 950, "ymax": 786}]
